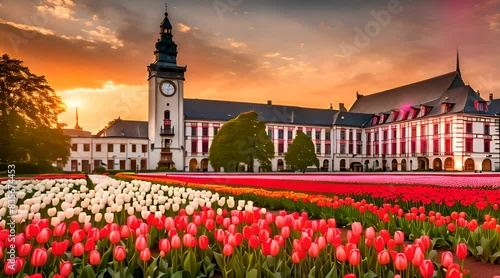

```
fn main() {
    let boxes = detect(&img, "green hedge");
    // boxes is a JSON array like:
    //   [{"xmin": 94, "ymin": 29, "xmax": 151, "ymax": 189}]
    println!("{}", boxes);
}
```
[{"xmin": 0, "ymin": 162, "xmax": 62, "ymax": 174}]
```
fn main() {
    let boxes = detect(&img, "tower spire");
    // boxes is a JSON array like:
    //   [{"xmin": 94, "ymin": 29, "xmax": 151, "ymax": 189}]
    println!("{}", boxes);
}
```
[
  {"xmin": 74, "ymin": 107, "xmax": 82, "ymax": 130},
  {"xmin": 456, "ymin": 48, "xmax": 461, "ymax": 76}
]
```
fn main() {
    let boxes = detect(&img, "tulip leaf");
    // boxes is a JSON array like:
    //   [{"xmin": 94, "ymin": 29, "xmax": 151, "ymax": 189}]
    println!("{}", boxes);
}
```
[
  {"xmin": 475, "ymin": 246, "xmax": 484, "ymax": 256},
  {"xmin": 308, "ymin": 266, "xmax": 317, "ymax": 278},
  {"xmin": 159, "ymin": 258, "xmax": 169, "ymax": 273},
  {"xmin": 428, "ymin": 250, "xmax": 438, "ymax": 263},
  {"xmin": 325, "ymin": 266, "xmax": 338, "ymax": 278},
  {"xmin": 148, "ymin": 257, "xmax": 159, "ymax": 278},
  {"xmin": 80, "ymin": 265, "xmax": 96, "ymax": 278},
  {"xmin": 172, "ymin": 270, "xmax": 190, "ymax": 278},
  {"xmin": 364, "ymin": 270, "xmax": 378, "ymax": 278},
  {"xmin": 127, "ymin": 253, "xmax": 138, "ymax": 277},
  {"xmin": 183, "ymin": 250, "xmax": 197, "ymax": 277},
  {"xmin": 97, "ymin": 248, "xmax": 113, "ymax": 273},
  {"xmin": 480, "ymin": 236, "xmax": 491, "ymax": 257},
  {"xmin": 431, "ymin": 237, "xmax": 450, "ymax": 248},
  {"xmin": 246, "ymin": 269, "xmax": 258, "ymax": 278},
  {"xmin": 489, "ymin": 251, "xmax": 500, "ymax": 263}
]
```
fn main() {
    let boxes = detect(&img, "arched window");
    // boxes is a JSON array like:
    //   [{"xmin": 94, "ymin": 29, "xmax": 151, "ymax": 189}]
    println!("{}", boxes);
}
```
[{"xmin": 164, "ymin": 110, "xmax": 170, "ymax": 120}]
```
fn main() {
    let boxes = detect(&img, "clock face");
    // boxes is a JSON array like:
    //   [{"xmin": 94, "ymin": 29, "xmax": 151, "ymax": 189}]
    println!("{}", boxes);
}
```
[{"xmin": 160, "ymin": 81, "xmax": 176, "ymax": 96}]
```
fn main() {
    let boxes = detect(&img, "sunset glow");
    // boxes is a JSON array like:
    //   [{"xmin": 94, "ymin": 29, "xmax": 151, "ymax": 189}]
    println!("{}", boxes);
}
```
[{"xmin": 0, "ymin": 0, "xmax": 498, "ymax": 132}]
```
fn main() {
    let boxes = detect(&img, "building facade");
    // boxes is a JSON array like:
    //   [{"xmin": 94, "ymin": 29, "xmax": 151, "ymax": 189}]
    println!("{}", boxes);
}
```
[{"xmin": 62, "ymin": 7, "xmax": 499, "ymax": 173}]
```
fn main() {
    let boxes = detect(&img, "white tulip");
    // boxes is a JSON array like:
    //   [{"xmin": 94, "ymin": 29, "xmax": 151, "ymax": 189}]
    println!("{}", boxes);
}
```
[
  {"xmin": 217, "ymin": 208, "xmax": 223, "ymax": 215},
  {"xmin": 149, "ymin": 206, "xmax": 157, "ymax": 213},
  {"xmin": 227, "ymin": 198, "xmax": 235, "ymax": 208},
  {"xmin": 51, "ymin": 217, "xmax": 60, "ymax": 227},
  {"xmin": 172, "ymin": 203, "xmax": 179, "ymax": 212},
  {"xmin": 141, "ymin": 210, "xmax": 150, "ymax": 220},
  {"xmin": 218, "ymin": 197, "xmax": 225, "ymax": 207},
  {"xmin": 78, "ymin": 212, "xmax": 87, "ymax": 223},
  {"xmin": 105, "ymin": 213, "xmax": 114, "ymax": 223},
  {"xmin": 65, "ymin": 208, "xmax": 75, "ymax": 219},
  {"xmin": 185, "ymin": 205, "xmax": 194, "ymax": 215},
  {"xmin": 238, "ymin": 200, "xmax": 245, "ymax": 208},
  {"xmin": 48, "ymin": 208, "xmax": 57, "ymax": 217},
  {"xmin": 95, "ymin": 213, "xmax": 102, "ymax": 222},
  {"xmin": 127, "ymin": 207, "xmax": 135, "ymax": 216}
]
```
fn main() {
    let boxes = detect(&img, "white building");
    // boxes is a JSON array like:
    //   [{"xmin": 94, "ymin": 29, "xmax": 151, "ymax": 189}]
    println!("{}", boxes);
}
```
[{"xmin": 62, "ymin": 6, "xmax": 499, "ymax": 173}]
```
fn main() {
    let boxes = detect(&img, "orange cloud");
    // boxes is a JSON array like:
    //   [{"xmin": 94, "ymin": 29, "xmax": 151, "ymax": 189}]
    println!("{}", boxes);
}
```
[
  {"xmin": 177, "ymin": 23, "xmax": 191, "ymax": 33},
  {"xmin": 81, "ymin": 26, "xmax": 124, "ymax": 49},
  {"xmin": 36, "ymin": 0, "xmax": 79, "ymax": 21},
  {"xmin": 490, "ymin": 14, "xmax": 500, "ymax": 31},
  {"xmin": 0, "ymin": 19, "xmax": 55, "ymax": 36}
]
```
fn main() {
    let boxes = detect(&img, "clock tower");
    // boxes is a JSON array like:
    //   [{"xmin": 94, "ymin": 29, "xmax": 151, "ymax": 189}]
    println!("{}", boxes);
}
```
[{"xmin": 148, "ymin": 4, "xmax": 187, "ymax": 170}]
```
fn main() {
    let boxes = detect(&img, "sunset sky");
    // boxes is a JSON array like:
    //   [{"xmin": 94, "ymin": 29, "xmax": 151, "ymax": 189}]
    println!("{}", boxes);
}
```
[{"xmin": 0, "ymin": 0, "xmax": 499, "ymax": 133}]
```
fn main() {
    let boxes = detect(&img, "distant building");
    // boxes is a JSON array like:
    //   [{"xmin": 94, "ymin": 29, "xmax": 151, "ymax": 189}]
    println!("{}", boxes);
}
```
[{"xmin": 62, "ymin": 6, "xmax": 499, "ymax": 172}]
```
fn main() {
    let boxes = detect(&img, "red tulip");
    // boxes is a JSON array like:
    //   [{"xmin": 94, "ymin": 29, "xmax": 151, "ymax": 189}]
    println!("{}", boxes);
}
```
[
  {"xmin": 456, "ymin": 243, "xmax": 467, "ymax": 260},
  {"xmin": 60, "ymin": 261, "xmax": 72, "ymax": 277},
  {"xmin": 120, "ymin": 225, "xmax": 130, "ymax": 238},
  {"xmin": 30, "ymin": 248, "xmax": 48, "ymax": 267},
  {"xmin": 52, "ymin": 240, "xmax": 69, "ymax": 256},
  {"xmin": 69, "ymin": 221, "xmax": 80, "ymax": 234},
  {"xmin": 351, "ymin": 222, "xmax": 362, "ymax": 235},
  {"xmin": 72, "ymin": 242, "xmax": 84, "ymax": 257},
  {"xmin": 85, "ymin": 238, "xmax": 96, "ymax": 252},
  {"xmin": 420, "ymin": 236, "xmax": 431, "ymax": 250},
  {"xmin": 159, "ymin": 238, "xmax": 171, "ymax": 253},
  {"xmin": 344, "ymin": 275, "xmax": 356, "ymax": 278},
  {"xmin": 394, "ymin": 231, "xmax": 404, "ymax": 245},
  {"xmin": 27, "ymin": 274, "xmax": 43, "ymax": 278},
  {"xmin": 291, "ymin": 250, "xmax": 301, "ymax": 264},
  {"xmin": 446, "ymin": 264, "xmax": 462, "ymax": 278},
  {"xmin": 3, "ymin": 257, "xmax": 23, "ymax": 275},
  {"xmin": 71, "ymin": 229, "xmax": 86, "ymax": 244},
  {"xmin": 214, "ymin": 229, "xmax": 225, "ymax": 242},
  {"xmin": 89, "ymin": 250, "xmax": 101, "ymax": 265},
  {"xmin": 186, "ymin": 223, "xmax": 198, "ymax": 236},
  {"xmin": 249, "ymin": 235, "xmax": 260, "ymax": 249},
  {"xmin": 394, "ymin": 253, "xmax": 408, "ymax": 271},
  {"xmin": 441, "ymin": 251, "xmax": 453, "ymax": 268},
  {"xmin": 412, "ymin": 246, "xmax": 424, "ymax": 267},
  {"xmin": 18, "ymin": 244, "xmax": 32, "ymax": 257},
  {"xmin": 171, "ymin": 235, "xmax": 181, "ymax": 249},
  {"xmin": 114, "ymin": 246, "xmax": 126, "ymax": 261},
  {"xmin": 199, "ymin": 235, "xmax": 209, "ymax": 250},
  {"xmin": 135, "ymin": 235, "xmax": 147, "ymax": 251},
  {"xmin": 378, "ymin": 250, "xmax": 390, "ymax": 265},
  {"xmin": 374, "ymin": 236, "xmax": 385, "ymax": 251},
  {"xmin": 419, "ymin": 259, "xmax": 434, "ymax": 278},
  {"xmin": 348, "ymin": 249, "xmax": 360, "ymax": 266},
  {"xmin": 127, "ymin": 215, "xmax": 141, "ymax": 230},
  {"xmin": 347, "ymin": 230, "xmax": 360, "ymax": 244},
  {"xmin": 280, "ymin": 226, "xmax": 290, "ymax": 239},
  {"xmin": 223, "ymin": 244, "xmax": 234, "ymax": 256},
  {"xmin": 299, "ymin": 235, "xmax": 312, "ymax": 250},
  {"xmin": 336, "ymin": 245, "xmax": 348, "ymax": 262},
  {"xmin": 365, "ymin": 227, "xmax": 376, "ymax": 240},
  {"xmin": 447, "ymin": 223, "xmax": 456, "ymax": 232},
  {"xmin": 53, "ymin": 222, "xmax": 67, "ymax": 237},
  {"xmin": 36, "ymin": 228, "xmax": 51, "ymax": 244},
  {"xmin": 109, "ymin": 230, "xmax": 120, "ymax": 244},
  {"xmin": 379, "ymin": 230, "xmax": 390, "ymax": 243},
  {"xmin": 270, "ymin": 239, "xmax": 280, "ymax": 257},
  {"xmin": 140, "ymin": 248, "xmax": 151, "ymax": 261}
]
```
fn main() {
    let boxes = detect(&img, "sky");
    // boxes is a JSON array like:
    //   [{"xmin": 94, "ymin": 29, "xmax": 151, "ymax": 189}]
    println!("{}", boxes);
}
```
[{"xmin": 0, "ymin": 0, "xmax": 499, "ymax": 133}]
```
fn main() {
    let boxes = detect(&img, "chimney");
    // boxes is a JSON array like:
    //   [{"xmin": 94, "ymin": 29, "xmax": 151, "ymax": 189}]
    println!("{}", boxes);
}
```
[
  {"xmin": 339, "ymin": 103, "xmax": 347, "ymax": 111},
  {"xmin": 290, "ymin": 111, "xmax": 295, "ymax": 123},
  {"xmin": 477, "ymin": 90, "xmax": 480, "ymax": 97},
  {"xmin": 489, "ymin": 93, "xmax": 493, "ymax": 101},
  {"xmin": 267, "ymin": 100, "xmax": 272, "ymax": 105}
]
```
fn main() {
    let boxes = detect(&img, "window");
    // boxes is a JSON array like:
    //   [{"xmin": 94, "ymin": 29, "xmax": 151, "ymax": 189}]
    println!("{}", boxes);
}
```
[
  {"xmin": 316, "ymin": 143, "xmax": 321, "ymax": 154},
  {"xmin": 445, "ymin": 123, "xmax": 451, "ymax": 134},
  {"xmin": 391, "ymin": 142, "xmax": 396, "ymax": 154},
  {"xmin": 142, "ymin": 144, "xmax": 147, "ymax": 153},
  {"xmin": 401, "ymin": 127, "xmax": 406, "ymax": 138},
  {"xmin": 164, "ymin": 110, "xmax": 170, "ymax": 120},
  {"xmin": 349, "ymin": 130, "xmax": 353, "ymax": 140},
  {"xmin": 411, "ymin": 141, "xmax": 416, "ymax": 154},
  {"xmin": 466, "ymin": 123, "xmax": 472, "ymax": 134},
  {"xmin": 96, "ymin": 144, "xmax": 101, "ymax": 152},
  {"xmin": 356, "ymin": 132, "xmax": 362, "ymax": 141},
  {"xmin": 268, "ymin": 128, "xmax": 273, "ymax": 139},
  {"xmin": 325, "ymin": 130, "xmax": 331, "ymax": 140},
  {"xmin": 278, "ymin": 129, "xmax": 284, "ymax": 139},
  {"xmin": 202, "ymin": 141, "xmax": 209, "ymax": 154},
  {"xmin": 287, "ymin": 130, "xmax": 293, "ymax": 139},
  {"xmin": 441, "ymin": 103, "xmax": 452, "ymax": 113},
  {"xmin": 421, "ymin": 125, "xmax": 426, "ymax": 136},
  {"xmin": 374, "ymin": 144, "xmax": 379, "ymax": 155},
  {"xmin": 484, "ymin": 140, "xmax": 491, "ymax": 153},
  {"xmin": 202, "ymin": 127, "xmax": 208, "ymax": 136},
  {"xmin": 383, "ymin": 131, "xmax": 388, "ymax": 141},
  {"xmin": 367, "ymin": 133, "xmax": 371, "ymax": 142},
  {"xmin": 475, "ymin": 101, "xmax": 487, "ymax": 112},
  {"xmin": 306, "ymin": 130, "xmax": 312, "ymax": 137},
  {"xmin": 108, "ymin": 144, "xmax": 114, "ymax": 152},
  {"xmin": 72, "ymin": 144, "xmax": 78, "ymax": 152},
  {"xmin": 340, "ymin": 144, "xmax": 346, "ymax": 154},
  {"xmin": 83, "ymin": 144, "xmax": 90, "ymax": 152},
  {"xmin": 374, "ymin": 132, "xmax": 379, "ymax": 141},
  {"xmin": 465, "ymin": 139, "xmax": 473, "ymax": 152},
  {"xmin": 357, "ymin": 144, "xmax": 362, "ymax": 155},
  {"xmin": 421, "ymin": 140, "xmax": 427, "ymax": 154},
  {"xmin": 433, "ymin": 124, "xmax": 439, "ymax": 135},
  {"xmin": 120, "ymin": 144, "xmax": 126, "ymax": 152},
  {"xmin": 340, "ymin": 130, "xmax": 346, "ymax": 140},
  {"xmin": 315, "ymin": 130, "xmax": 321, "ymax": 140},
  {"xmin": 132, "ymin": 144, "xmax": 136, "ymax": 152},
  {"xmin": 433, "ymin": 139, "xmax": 439, "ymax": 155},
  {"xmin": 445, "ymin": 139, "xmax": 452, "ymax": 154},
  {"xmin": 400, "ymin": 142, "xmax": 406, "ymax": 154},
  {"xmin": 191, "ymin": 140, "xmax": 198, "ymax": 153},
  {"xmin": 392, "ymin": 129, "xmax": 397, "ymax": 139},
  {"xmin": 366, "ymin": 145, "xmax": 371, "ymax": 155},
  {"xmin": 348, "ymin": 143, "xmax": 353, "ymax": 154},
  {"xmin": 120, "ymin": 160, "xmax": 126, "ymax": 170},
  {"xmin": 382, "ymin": 143, "xmax": 387, "ymax": 155},
  {"xmin": 278, "ymin": 143, "xmax": 284, "ymax": 155},
  {"xmin": 378, "ymin": 115, "xmax": 386, "ymax": 124},
  {"xmin": 107, "ymin": 160, "xmax": 114, "ymax": 170},
  {"xmin": 411, "ymin": 127, "xmax": 417, "ymax": 138},
  {"xmin": 191, "ymin": 126, "xmax": 198, "ymax": 137},
  {"xmin": 326, "ymin": 144, "xmax": 331, "ymax": 155},
  {"xmin": 214, "ymin": 127, "xmax": 219, "ymax": 135},
  {"xmin": 484, "ymin": 124, "xmax": 490, "ymax": 135}
]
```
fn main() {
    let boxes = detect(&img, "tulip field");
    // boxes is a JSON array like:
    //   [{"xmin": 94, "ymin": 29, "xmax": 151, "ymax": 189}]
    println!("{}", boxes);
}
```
[{"xmin": 0, "ymin": 174, "xmax": 499, "ymax": 277}]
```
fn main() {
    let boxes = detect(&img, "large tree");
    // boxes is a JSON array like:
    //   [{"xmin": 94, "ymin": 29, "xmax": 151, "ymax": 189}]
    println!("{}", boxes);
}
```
[
  {"xmin": 0, "ymin": 54, "xmax": 70, "ymax": 165},
  {"xmin": 285, "ymin": 130, "xmax": 319, "ymax": 173},
  {"xmin": 209, "ymin": 111, "xmax": 274, "ymax": 172}
]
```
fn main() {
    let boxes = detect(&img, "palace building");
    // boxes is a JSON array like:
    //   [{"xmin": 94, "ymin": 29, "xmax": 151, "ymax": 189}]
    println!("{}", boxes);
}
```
[{"xmin": 62, "ymin": 7, "xmax": 499, "ymax": 173}]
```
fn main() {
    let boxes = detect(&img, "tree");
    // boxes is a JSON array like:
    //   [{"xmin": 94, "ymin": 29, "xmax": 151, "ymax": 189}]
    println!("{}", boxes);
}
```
[
  {"xmin": 209, "ymin": 111, "xmax": 274, "ymax": 172},
  {"xmin": 0, "ymin": 54, "xmax": 70, "ymax": 165},
  {"xmin": 285, "ymin": 130, "xmax": 319, "ymax": 173}
]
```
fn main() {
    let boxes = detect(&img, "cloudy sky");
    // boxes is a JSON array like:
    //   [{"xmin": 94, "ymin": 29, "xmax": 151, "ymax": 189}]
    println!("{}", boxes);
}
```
[{"xmin": 0, "ymin": 0, "xmax": 499, "ymax": 133}]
